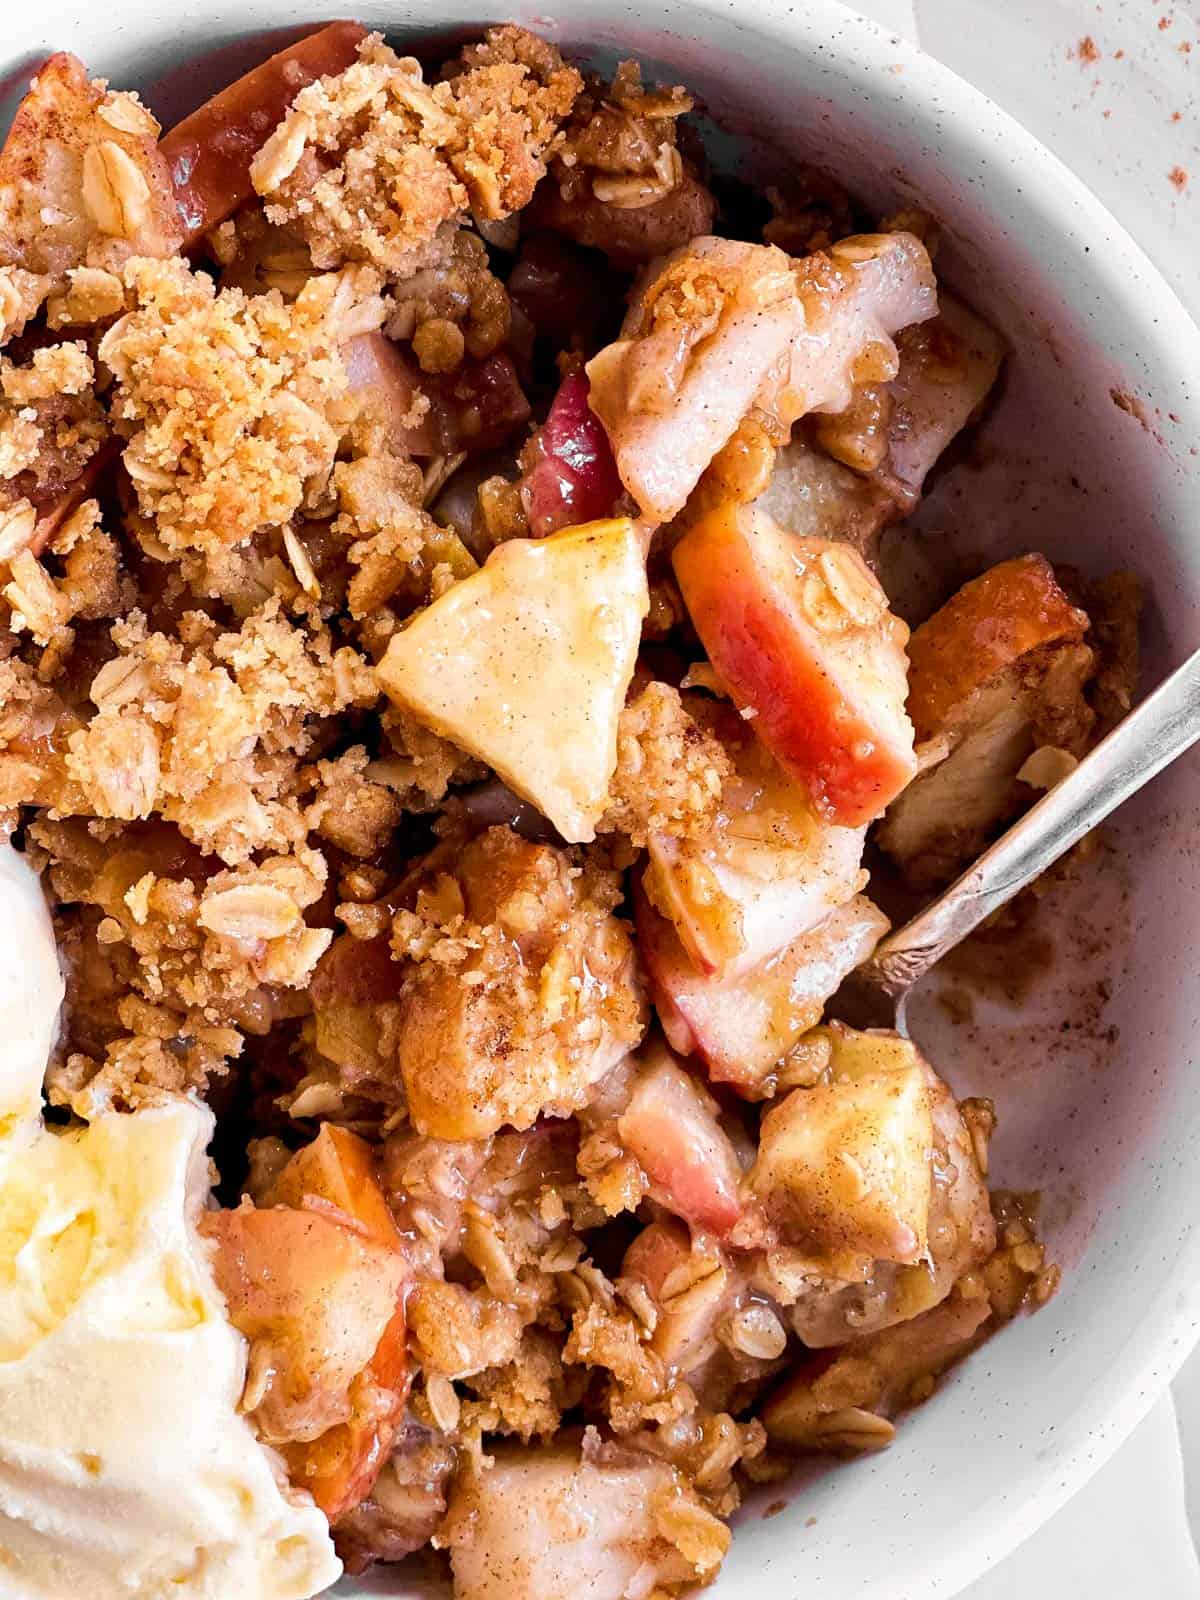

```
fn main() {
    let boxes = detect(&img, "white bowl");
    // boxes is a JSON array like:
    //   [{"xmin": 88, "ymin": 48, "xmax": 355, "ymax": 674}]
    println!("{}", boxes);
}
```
[{"xmin": 4, "ymin": 3, "xmax": 1200, "ymax": 1597}]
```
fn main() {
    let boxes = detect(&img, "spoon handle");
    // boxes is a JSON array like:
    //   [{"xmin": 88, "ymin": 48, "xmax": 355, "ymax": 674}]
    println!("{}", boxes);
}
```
[{"xmin": 864, "ymin": 642, "xmax": 1200, "ymax": 997}]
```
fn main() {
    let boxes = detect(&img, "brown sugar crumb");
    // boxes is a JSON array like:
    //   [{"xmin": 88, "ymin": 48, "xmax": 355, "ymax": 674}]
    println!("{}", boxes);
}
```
[
  {"xmin": 47, "ymin": 1007, "xmax": 245, "ymax": 1121},
  {"xmin": 387, "ymin": 230, "xmax": 511, "ymax": 367},
  {"xmin": 461, "ymin": 1329, "xmax": 585, "ymax": 1441},
  {"xmin": 630, "ymin": 1411, "xmax": 766, "ymax": 1516},
  {"xmin": 252, "ymin": 37, "xmax": 468, "ymax": 276},
  {"xmin": 531, "ymin": 59, "xmax": 715, "ymax": 265},
  {"xmin": 552, "ymin": 59, "xmax": 693, "ymax": 211},
  {"xmin": 0, "ymin": 341, "xmax": 107, "ymax": 508},
  {"xmin": 332, "ymin": 452, "xmax": 478, "ymax": 622},
  {"xmin": 0, "ymin": 267, "xmax": 53, "ymax": 345},
  {"xmin": 1169, "ymin": 164, "xmax": 1189, "ymax": 190},
  {"xmin": 252, "ymin": 31, "xmax": 579, "ymax": 276},
  {"xmin": 441, "ymin": 25, "xmax": 583, "ymax": 219},
  {"xmin": 408, "ymin": 1278, "xmax": 523, "ymax": 1380},
  {"xmin": 563, "ymin": 1285, "xmax": 677, "ymax": 1432},
  {"xmin": 1, "ymin": 498, "xmax": 128, "ymax": 667},
  {"xmin": 100, "ymin": 256, "xmax": 386, "ymax": 560},
  {"xmin": 980, "ymin": 1192, "xmax": 1061, "ymax": 1319},
  {"xmin": 306, "ymin": 746, "xmax": 404, "ymax": 858},
  {"xmin": 599, "ymin": 681, "xmax": 732, "ymax": 847},
  {"xmin": 33, "ymin": 817, "xmax": 334, "ymax": 1116},
  {"xmin": 377, "ymin": 703, "xmax": 484, "ymax": 808}
]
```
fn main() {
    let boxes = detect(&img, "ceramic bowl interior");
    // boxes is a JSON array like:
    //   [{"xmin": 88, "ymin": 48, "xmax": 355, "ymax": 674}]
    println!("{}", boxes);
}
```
[{"xmin": 3, "ymin": 3, "xmax": 1200, "ymax": 1597}]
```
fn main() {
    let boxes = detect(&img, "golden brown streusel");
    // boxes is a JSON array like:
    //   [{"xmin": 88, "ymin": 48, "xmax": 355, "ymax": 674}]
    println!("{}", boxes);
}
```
[
  {"xmin": 48, "ymin": 600, "xmax": 378, "ymax": 861},
  {"xmin": 600, "ymin": 680, "xmax": 732, "ymax": 847},
  {"xmin": 460, "ymin": 1327, "xmax": 586, "ymax": 1441},
  {"xmin": 530, "ymin": 59, "xmax": 715, "ymax": 264},
  {"xmin": 440, "ymin": 25, "xmax": 582, "ymax": 219},
  {"xmin": 563, "ymin": 1283, "xmax": 691, "ymax": 1435},
  {"xmin": 99, "ymin": 255, "xmax": 385, "ymax": 560},
  {"xmin": 306, "ymin": 746, "xmax": 404, "ymax": 858},
  {"xmin": 379, "ymin": 702, "xmax": 485, "ymax": 807},
  {"xmin": 385, "ymin": 229, "xmax": 511, "ymax": 368},
  {"xmin": 332, "ymin": 452, "xmax": 478, "ymax": 622},
  {"xmin": 0, "ymin": 341, "xmax": 108, "ymax": 520},
  {"xmin": 408, "ymin": 1277, "xmax": 524, "ymax": 1380},
  {"xmin": 253, "ymin": 30, "xmax": 578, "ymax": 276},
  {"xmin": 631, "ymin": 1411, "xmax": 767, "ymax": 1517},
  {"xmin": 252, "ymin": 37, "xmax": 468, "ymax": 277},
  {"xmin": 553, "ymin": 60, "xmax": 693, "ymax": 210}
]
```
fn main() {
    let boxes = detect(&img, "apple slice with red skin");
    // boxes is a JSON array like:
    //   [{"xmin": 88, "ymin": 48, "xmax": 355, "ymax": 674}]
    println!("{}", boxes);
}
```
[
  {"xmin": 637, "ymin": 883, "xmax": 889, "ymax": 1099},
  {"xmin": 521, "ymin": 369, "xmax": 623, "ymax": 537},
  {"xmin": 22, "ymin": 438, "xmax": 119, "ymax": 557},
  {"xmin": 615, "ymin": 1044, "xmax": 747, "ymax": 1237},
  {"xmin": 162, "ymin": 21, "xmax": 368, "ymax": 243},
  {"xmin": 672, "ymin": 504, "xmax": 916, "ymax": 827}
]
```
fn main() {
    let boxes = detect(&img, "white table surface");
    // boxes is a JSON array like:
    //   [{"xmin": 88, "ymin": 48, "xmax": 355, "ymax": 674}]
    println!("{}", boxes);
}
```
[{"xmin": 847, "ymin": 0, "xmax": 1200, "ymax": 1592}]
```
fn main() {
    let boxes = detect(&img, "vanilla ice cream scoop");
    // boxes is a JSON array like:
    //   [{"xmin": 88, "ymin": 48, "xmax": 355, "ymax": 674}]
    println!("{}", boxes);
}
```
[
  {"xmin": 0, "ymin": 843, "xmax": 341, "ymax": 1600},
  {"xmin": 0, "ymin": 839, "xmax": 64, "ymax": 1141}
]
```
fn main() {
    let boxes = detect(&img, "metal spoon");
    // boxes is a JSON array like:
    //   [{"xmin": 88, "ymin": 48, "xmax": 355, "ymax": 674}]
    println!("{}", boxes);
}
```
[{"xmin": 833, "ymin": 643, "xmax": 1200, "ymax": 1034}]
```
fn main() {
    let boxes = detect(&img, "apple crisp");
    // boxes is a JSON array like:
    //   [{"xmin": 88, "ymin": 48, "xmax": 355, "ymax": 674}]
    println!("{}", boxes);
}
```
[{"xmin": 0, "ymin": 20, "xmax": 1138, "ymax": 1600}]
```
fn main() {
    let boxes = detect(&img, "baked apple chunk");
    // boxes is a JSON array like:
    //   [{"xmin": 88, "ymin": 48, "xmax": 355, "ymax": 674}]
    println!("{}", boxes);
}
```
[
  {"xmin": 878, "ymin": 552, "xmax": 1094, "ymax": 885},
  {"xmin": 376, "ymin": 517, "xmax": 649, "ymax": 843},
  {"xmin": 586, "ymin": 231, "xmax": 935, "ymax": 523},
  {"xmin": 750, "ymin": 1025, "xmax": 934, "ymax": 1264},
  {"xmin": 614, "ymin": 1041, "xmax": 748, "ymax": 1237},
  {"xmin": 637, "ymin": 886, "xmax": 889, "ymax": 1098},
  {"xmin": 201, "ymin": 1125, "xmax": 409, "ymax": 1522},
  {"xmin": 755, "ymin": 290, "xmax": 1006, "ymax": 558},
  {"xmin": 161, "ymin": 21, "xmax": 369, "ymax": 240},
  {"xmin": 673, "ymin": 504, "xmax": 916, "ymax": 826},
  {"xmin": 882, "ymin": 291, "xmax": 1006, "ymax": 507}
]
